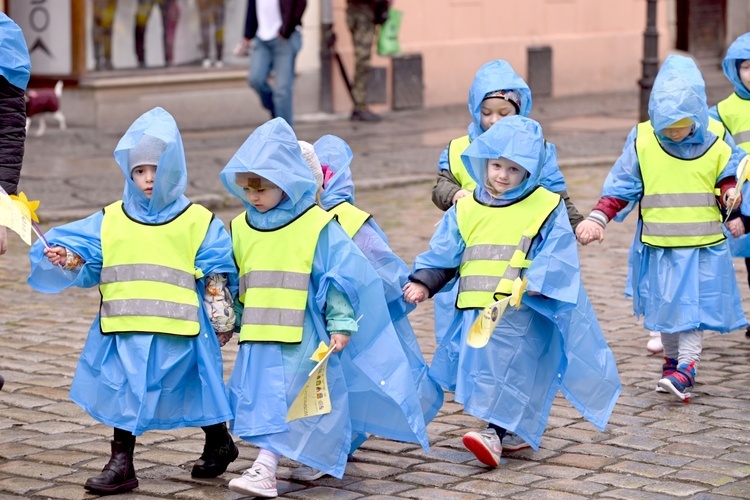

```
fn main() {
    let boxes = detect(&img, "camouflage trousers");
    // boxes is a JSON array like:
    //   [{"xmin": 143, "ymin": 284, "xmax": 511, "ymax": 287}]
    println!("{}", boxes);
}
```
[{"xmin": 347, "ymin": 3, "xmax": 377, "ymax": 111}]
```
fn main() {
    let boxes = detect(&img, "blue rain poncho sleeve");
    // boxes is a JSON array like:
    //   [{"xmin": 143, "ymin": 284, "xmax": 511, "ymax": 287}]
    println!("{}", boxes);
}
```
[
  {"xmin": 524, "ymin": 203, "xmax": 580, "ymax": 304},
  {"xmin": 27, "ymin": 211, "xmax": 105, "ymax": 293},
  {"xmin": 600, "ymin": 127, "xmax": 643, "ymax": 222},
  {"xmin": 413, "ymin": 207, "xmax": 465, "ymax": 275},
  {"xmin": 540, "ymin": 142, "xmax": 566, "ymax": 193},
  {"xmin": 353, "ymin": 220, "xmax": 415, "ymax": 315},
  {"xmin": 195, "ymin": 217, "xmax": 238, "ymax": 288},
  {"xmin": 314, "ymin": 223, "xmax": 362, "ymax": 334},
  {"xmin": 437, "ymin": 145, "xmax": 450, "ymax": 172}
]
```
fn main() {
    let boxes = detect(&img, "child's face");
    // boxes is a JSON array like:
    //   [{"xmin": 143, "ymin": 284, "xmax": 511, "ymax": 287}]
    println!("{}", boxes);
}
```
[
  {"xmin": 480, "ymin": 99, "xmax": 518, "ymax": 132},
  {"xmin": 662, "ymin": 125, "xmax": 693, "ymax": 142},
  {"xmin": 236, "ymin": 173, "xmax": 284, "ymax": 212},
  {"xmin": 486, "ymin": 158, "xmax": 526, "ymax": 195},
  {"xmin": 739, "ymin": 60, "xmax": 750, "ymax": 89},
  {"xmin": 132, "ymin": 164, "xmax": 157, "ymax": 198}
]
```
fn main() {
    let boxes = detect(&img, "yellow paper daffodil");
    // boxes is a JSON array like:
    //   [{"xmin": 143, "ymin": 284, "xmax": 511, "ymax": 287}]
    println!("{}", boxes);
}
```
[{"xmin": 10, "ymin": 191, "xmax": 40, "ymax": 223}]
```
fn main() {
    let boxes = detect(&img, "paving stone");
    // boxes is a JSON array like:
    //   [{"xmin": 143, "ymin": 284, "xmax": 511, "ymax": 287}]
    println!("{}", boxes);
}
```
[
  {"xmin": 547, "ymin": 453, "xmax": 618, "ymax": 469},
  {"xmin": 0, "ymin": 441, "xmax": 45, "ymax": 459},
  {"xmin": 0, "ymin": 476, "xmax": 52, "ymax": 495},
  {"xmin": 405, "ymin": 446, "xmax": 475, "ymax": 464},
  {"xmin": 474, "ymin": 467, "xmax": 545, "ymax": 486},
  {"xmin": 534, "ymin": 478, "xmax": 610, "ymax": 496},
  {"xmin": 392, "ymin": 471, "xmax": 459, "ymax": 487},
  {"xmin": 21, "ymin": 420, "xmax": 86, "ymax": 435},
  {"xmin": 392, "ymin": 488, "xmax": 482, "ymax": 500},
  {"xmin": 603, "ymin": 460, "xmax": 674, "ymax": 478},
  {"xmin": 522, "ymin": 464, "xmax": 590, "ymax": 480},
  {"xmin": 136, "ymin": 449, "xmax": 201, "ymax": 467},
  {"xmin": 26, "ymin": 484, "xmax": 93, "ymax": 499},
  {"xmin": 20, "ymin": 432, "xmax": 99, "ymax": 450},
  {"xmin": 357, "ymin": 439, "xmax": 421, "ymax": 455},
  {"xmin": 673, "ymin": 468, "xmax": 736, "ymax": 487},
  {"xmin": 25, "ymin": 450, "xmax": 96, "ymax": 467},
  {"xmin": 585, "ymin": 472, "xmax": 657, "ymax": 489},
  {"xmin": 603, "ymin": 434, "xmax": 666, "ymax": 451},
  {"xmin": 133, "ymin": 479, "xmax": 193, "ymax": 496},
  {"xmin": 350, "ymin": 450, "xmax": 423, "ymax": 469},
  {"xmin": 711, "ymin": 480, "xmax": 750, "ymax": 497},
  {"xmin": 344, "ymin": 478, "xmax": 413, "ymax": 495},
  {"xmin": 545, "ymin": 427, "xmax": 610, "ymax": 445},
  {"xmin": 599, "ymin": 488, "xmax": 679, "ymax": 500},
  {"xmin": 344, "ymin": 462, "xmax": 403, "ymax": 480},
  {"xmin": 0, "ymin": 460, "xmax": 74, "ymax": 480},
  {"xmin": 619, "ymin": 451, "xmax": 694, "ymax": 468},
  {"xmin": 412, "ymin": 462, "xmax": 485, "ymax": 477},
  {"xmin": 563, "ymin": 444, "xmax": 632, "ymax": 458},
  {"xmin": 661, "ymin": 443, "xmax": 734, "ymax": 460},
  {"xmin": 283, "ymin": 485, "xmax": 363, "ymax": 499},
  {"xmin": 449, "ymin": 479, "xmax": 526, "ymax": 497},
  {"xmin": 683, "ymin": 459, "xmax": 750, "ymax": 478},
  {"xmin": 642, "ymin": 479, "xmax": 708, "ymax": 497}
]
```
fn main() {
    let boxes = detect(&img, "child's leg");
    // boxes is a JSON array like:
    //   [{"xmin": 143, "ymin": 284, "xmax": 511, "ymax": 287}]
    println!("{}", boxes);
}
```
[
  {"xmin": 658, "ymin": 330, "xmax": 701, "ymax": 402},
  {"xmin": 463, "ymin": 423, "xmax": 503, "ymax": 467},
  {"xmin": 84, "ymin": 427, "xmax": 138, "ymax": 495},
  {"xmin": 228, "ymin": 448, "xmax": 280, "ymax": 497},
  {"xmin": 191, "ymin": 422, "xmax": 238, "ymax": 478}
]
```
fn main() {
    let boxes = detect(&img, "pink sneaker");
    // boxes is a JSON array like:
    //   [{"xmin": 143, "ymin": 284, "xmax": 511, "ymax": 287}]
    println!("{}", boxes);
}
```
[{"xmin": 462, "ymin": 428, "xmax": 502, "ymax": 467}]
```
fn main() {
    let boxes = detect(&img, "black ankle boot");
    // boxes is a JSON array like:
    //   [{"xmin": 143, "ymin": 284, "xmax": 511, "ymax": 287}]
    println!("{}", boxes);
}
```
[
  {"xmin": 84, "ymin": 439, "xmax": 138, "ymax": 495},
  {"xmin": 191, "ymin": 423, "xmax": 239, "ymax": 478}
]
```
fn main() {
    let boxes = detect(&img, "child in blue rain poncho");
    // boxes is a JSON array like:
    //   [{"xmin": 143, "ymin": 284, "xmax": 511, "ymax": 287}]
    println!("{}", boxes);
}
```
[
  {"xmin": 404, "ymin": 115, "xmax": 620, "ymax": 467},
  {"xmin": 429, "ymin": 61, "xmax": 584, "ymax": 452},
  {"xmin": 304, "ymin": 135, "xmax": 444, "ymax": 460},
  {"xmin": 222, "ymin": 118, "xmax": 431, "ymax": 498},
  {"xmin": 577, "ymin": 55, "xmax": 747, "ymax": 403},
  {"xmin": 27, "ymin": 107, "xmax": 239, "ymax": 495},
  {"xmin": 709, "ymin": 33, "xmax": 750, "ymax": 338}
]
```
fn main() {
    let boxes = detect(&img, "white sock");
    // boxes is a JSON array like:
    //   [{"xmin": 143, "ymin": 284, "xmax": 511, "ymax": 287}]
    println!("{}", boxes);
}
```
[{"xmin": 254, "ymin": 449, "xmax": 281, "ymax": 476}]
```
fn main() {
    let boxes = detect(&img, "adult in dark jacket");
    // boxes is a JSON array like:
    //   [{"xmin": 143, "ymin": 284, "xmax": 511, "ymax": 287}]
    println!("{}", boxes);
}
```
[
  {"xmin": 0, "ymin": 12, "xmax": 31, "ymax": 391},
  {"xmin": 236, "ymin": 0, "xmax": 306, "ymax": 127}
]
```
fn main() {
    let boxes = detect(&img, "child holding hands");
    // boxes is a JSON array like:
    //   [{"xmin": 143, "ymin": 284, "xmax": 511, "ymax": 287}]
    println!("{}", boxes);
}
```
[
  {"xmin": 223, "ymin": 119, "xmax": 431, "ymax": 497},
  {"xmin": 577, "ymin": 55, "xmax": 748, "ymax": 401},
  {"xmin": 405, "ymin": 115, "xmax": 620, "ymax": 467},
  {"xmin": 28, "ymin": 107, "xmax": 239, "ymax": 495}
]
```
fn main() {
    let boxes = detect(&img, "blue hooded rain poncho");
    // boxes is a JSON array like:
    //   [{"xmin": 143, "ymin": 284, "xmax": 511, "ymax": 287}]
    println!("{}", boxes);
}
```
[
  {"xmin": 27, "ymin": 107, "xmax": 237, "ymax": 435},
  {"xmin": 222, "ymin": 119, "xmax": 431, "ymax": 479},
  {"xmin": 315, "ymin": 134, "xmax": 444, "ymax": 447},
  {"xmin": 419, "ymin": 116, "xmax": 621, "ymax": 450},
  {"xmin": 709, "ymin": 33, "xmax": 750, "ymax": 257},
  {"xmin": 0, "ymin": 13, "xmax": 31, "ymax": 90},
  {"xmin": 433, "ymin": 60, "xmax": 568, "ymax": 360},
  {"xmin": 605, "ymin": 55, "xmax": 747, "ymax": 333}
]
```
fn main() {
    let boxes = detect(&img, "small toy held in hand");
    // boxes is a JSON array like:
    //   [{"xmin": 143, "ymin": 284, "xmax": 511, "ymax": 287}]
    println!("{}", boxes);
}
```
[{"xmin": 0, "ymin": 189, "xmax": 47, "ymax": 247}]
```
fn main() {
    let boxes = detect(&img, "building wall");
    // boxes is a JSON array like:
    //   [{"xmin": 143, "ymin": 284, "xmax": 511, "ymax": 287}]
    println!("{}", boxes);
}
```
[{"xmin": 330, "ymin": 0, "xmax": 671, "ymax": 112}]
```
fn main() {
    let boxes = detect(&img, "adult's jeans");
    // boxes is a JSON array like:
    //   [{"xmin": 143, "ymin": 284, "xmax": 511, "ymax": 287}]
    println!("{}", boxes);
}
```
[{"xmin": 248, "ymin": 30, "xmax": 302, "ymax": 128}]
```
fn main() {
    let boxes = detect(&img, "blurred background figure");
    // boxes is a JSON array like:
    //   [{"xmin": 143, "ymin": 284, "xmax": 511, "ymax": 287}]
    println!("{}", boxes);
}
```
[
  {"xmin": 92, "ymin": 0, "xmax": 118, "ymax": 71},
  {"xmin": 135, "ymin": 0, "xmax": 180, "ymax": 68},
  {"xmin": 347, "ymin": 0, "xmax": 390, "ymax": 122},
  {"xmin": 197, "ymin": 0, "xmax": 226, "ymax": 68}
]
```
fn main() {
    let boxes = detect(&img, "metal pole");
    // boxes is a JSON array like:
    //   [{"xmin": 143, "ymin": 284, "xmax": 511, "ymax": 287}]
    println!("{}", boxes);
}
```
[
  {"xmin": 320, "ymin": 0, "xmax": 334, "ymax": 113},
  {"xmin": 639, "ymin": 0, "xmax": 659, "ymax": 122}
]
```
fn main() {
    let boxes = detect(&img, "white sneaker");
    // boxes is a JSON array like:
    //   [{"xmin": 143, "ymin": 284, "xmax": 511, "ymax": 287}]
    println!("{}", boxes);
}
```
[
  {"xmin": 202, "ymin": 58, "xmax": 212, "ymax": 68},
  {"xmin": 501, "ymin": 431, "xmax": 531, "ymax": 452},
  {"xmin": 228, "ymin": 465, "xmax": 278, "ymax": 498},
  {"xmin": 290, "ymin": 464, "xmax": 327, "ymax": 481}
]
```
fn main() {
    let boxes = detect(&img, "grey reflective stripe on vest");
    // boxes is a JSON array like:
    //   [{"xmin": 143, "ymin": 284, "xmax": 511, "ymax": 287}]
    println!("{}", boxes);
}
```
[
  {"xmin": 101, "ymin": 264, "xmax": 196, "ymax": 290},
  {"xmin": 458, "ymin": 275, "xmax": 500, "ymax": 294},
  {"xmin": 461, "ymin": 244, "xmax": 516, "ymax": 264},
  {"xmin": 640, "ymin": 193, "xmax": 716, "ymax": 209},
  {"xmin": 242, "ymin": 307, "xmax": 306, "ymax": 327},
  {"xmin": 239, "ymin": 270, "xmax": 310, "ymax": 296},
  {"xmin": 733, "ymin": 130, "xmax": 750, "ymax": 145},
  {"xmin": 642, "ymin": 220, "xmax": 724, "ymax": 237},
  {"xmin": 101, "ymin": 299, "xmax": 199, "ymax": 320}
]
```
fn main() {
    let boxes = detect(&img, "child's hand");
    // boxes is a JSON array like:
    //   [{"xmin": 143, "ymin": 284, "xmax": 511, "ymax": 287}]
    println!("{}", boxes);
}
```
[
  {"xmin": 44, "ymin": 246, "xmax": 67, "ymax": 265},
  {"xmin": 726, "ymin": 217, "xmax": 745, "ymax": 238},
  {"xmin": 575, "ymin": 220, "xmax": 605, "ymax": 245},
  {"xmin": 723, "ymin": 187, "xmax": 742, "ymax": 210},
  {"xmin": 216, "ymin": 330, "xmax": 233, "ymax": 347},
  {"xmin": 403, "ymin": 282, "xmax": 428, "ymax": 304},
  {"xmin": 330, "ymin": 333, "xmax": 350, "ymax": 352},
  {"xmin": 452, "ymin": 189, "xmax": 471, "ymax": 204}
]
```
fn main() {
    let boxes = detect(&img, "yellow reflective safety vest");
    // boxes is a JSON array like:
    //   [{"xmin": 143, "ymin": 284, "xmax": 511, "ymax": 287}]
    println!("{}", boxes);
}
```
[
  {"xmin": 455, "ymin": 187, "xmax": 561, "ymax": 309},
  {"xmin": 448, "ymin": 135, "xmax": 477, "ymax": 190},
  {"xmin": 716, "ymin": 93, "xmax": 750, "ymax": 153},
  {"xmin": 232, "ymin": 205, "xmax": 335, "ymax": 343},
  {"xmin": 99, "ymin": 201, "xmax": 213, "ymax": 336},
  {"xmin": 327, "ymin": 201, "xmax": 371, "ymax": 238},
  {"xmin": 635, "ymin": 121, "xmax": 728, "ymax": 248}
]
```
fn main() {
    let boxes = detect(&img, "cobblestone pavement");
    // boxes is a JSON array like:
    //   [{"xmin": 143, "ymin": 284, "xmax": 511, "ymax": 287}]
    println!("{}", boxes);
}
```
[{"xmin": 2, "ymin": 165, "xmax": 750, "ymax": 499}]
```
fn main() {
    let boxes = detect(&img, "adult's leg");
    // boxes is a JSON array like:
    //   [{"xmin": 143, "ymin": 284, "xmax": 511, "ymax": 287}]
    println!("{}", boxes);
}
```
[
  {"xmin": 134, "ymin": 0, "xmax": 155, "ymax": 67},
  {"xmin": 269, "ymin": 30, "xmax": 302, "ymax": 127},
  {"xmin": 159, "ymin": 0, "xmax": 180, "ymax": 66},
  {"xmin": 214, "ymin": 0, "xmax": 226, "ymax": 63},
  {"xmin": 346, "ymin": 3, "xmax": 376, "ymax": 112},
  {"xmin": 197, "ymin": 0, "xmax": 212, "ymax": 61},
  {"xmin": 247, "ymin": 38, "xmax": 275, "ymax": 117}
]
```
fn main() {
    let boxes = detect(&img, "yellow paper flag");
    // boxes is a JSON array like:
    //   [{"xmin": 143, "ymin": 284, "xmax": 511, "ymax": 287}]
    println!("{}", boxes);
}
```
[
  {"xmin": 466, "ymin": 276, "xmax": 528, "ymax": 349},
  {"xmin": 726, "ymin": 156, "xmax": 750, "ymax": 221},
  {"xmin": 0, "ymin": 190, "xmax": 32, "ymax": 245},
  {"xmin": 286, "ymin": 342, "xmax": 334, "ymax": 422}
]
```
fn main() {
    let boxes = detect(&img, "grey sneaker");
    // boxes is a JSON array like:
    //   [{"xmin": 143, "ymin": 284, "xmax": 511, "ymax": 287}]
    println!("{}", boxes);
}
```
[
  {"xmin": 462, "ymin": 428, "xmax": 502, "ymax": 467},
  {"xmin": 290, "ymin": 465, "xmax": 327, "ymax": 481},
  {"xmin": 501, "ymin": 431, "xmax": 531, "ymax": 451}
]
